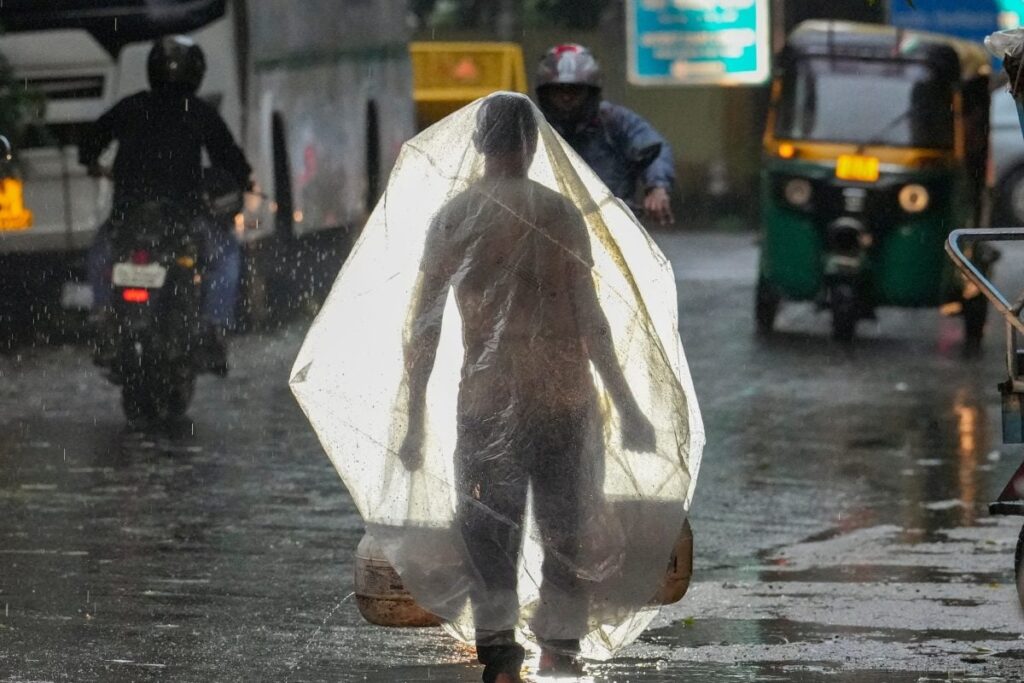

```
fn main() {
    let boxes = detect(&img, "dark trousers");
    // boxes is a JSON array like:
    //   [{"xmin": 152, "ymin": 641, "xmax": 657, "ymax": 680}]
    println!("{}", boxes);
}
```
[
  {"xmin": 455, "ymin": 406, "xmax": 592, "ymax": 649},
  {"xmin": 87, "ymin": 213, "xmax": 240, "ymax": 329}
]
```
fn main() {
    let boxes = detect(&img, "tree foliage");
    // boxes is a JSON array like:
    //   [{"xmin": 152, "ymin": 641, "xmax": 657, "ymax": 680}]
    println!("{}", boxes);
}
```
[
  {"xmin": 415, "ymin": 0, "xmax": 611, "ymax": 30},
  {"xmin": 415, "ymin": 0, "xmax": 914, "ymax": 31},
  {"xmin": 529, "ymin": 0, "xmax": 611, "ymax": 29}
]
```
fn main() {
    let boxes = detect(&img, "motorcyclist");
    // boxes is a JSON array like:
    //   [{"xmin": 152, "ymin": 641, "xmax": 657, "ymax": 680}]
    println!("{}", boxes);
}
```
[
  {"xmin": 80, "ymin": 35, "xmax": 252, "ymax": 375},
  {"xmin": 535, "ymin": 43, "xmax": 676, "ymax": 225}
]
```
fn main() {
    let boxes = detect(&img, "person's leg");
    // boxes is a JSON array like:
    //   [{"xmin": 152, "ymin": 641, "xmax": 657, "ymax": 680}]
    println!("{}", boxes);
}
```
[
  {"xmin": 193, "ymin": 216, "xmax": 240, "ymax": 375},
  {"xmin": 86, "ymin": 220, "xmax": 117, "ymax": 366},
  {"xmin": 198, "ymin": 217, "xmax": 241, "ymax": 330},
  {"xmin": 529, "ymin": 407, "xmax": 591, "ymax": 669},
  {"xmin": 455, "ymin": 418, "xmax": 529, "ymax": 682},
  {"xmin": 86, "ymin": 220, "xmax": 114, "ymax": 314}
]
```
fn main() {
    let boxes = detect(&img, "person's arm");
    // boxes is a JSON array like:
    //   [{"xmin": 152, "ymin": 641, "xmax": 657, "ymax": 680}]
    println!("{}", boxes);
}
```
[
  {"xmin": 404, "ymin": 271, "xmax": 449, "ymax": 427},
  {"xmin": 612, "ymin": 105, "xmax": 675, "ymax": 192},
  {"xmin": 611, "ymin": 104, "xmax": 675, "ymax": 225},
  {"xmin": 567, "ymin": 218, "xmax": 656, "ymax": 451},
  {"xmin": 78, "ymin": 100, "xmax": 126, "ymax": 174},
  {"xmin": 200, "ymin": 102, "xmax": 253, "ymax": 189},
  {"xmin": 398, "ymin": 215, "xmax": 454, "ymax": 470}
]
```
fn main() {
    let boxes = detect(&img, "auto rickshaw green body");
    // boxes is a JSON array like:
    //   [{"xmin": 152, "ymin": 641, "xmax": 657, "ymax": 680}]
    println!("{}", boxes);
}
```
[
  {"xmin": 758, "ymin": 21, "xmax": 992, "ymax": 342},
  {"xmin": 761, "ymin": 162, "xmax": 967, "ymax": 305}
]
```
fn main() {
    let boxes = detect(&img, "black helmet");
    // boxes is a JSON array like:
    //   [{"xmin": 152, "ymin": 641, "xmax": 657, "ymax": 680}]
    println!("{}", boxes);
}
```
[
  {"xmin": 536, "ymin": 44, "xmax": 602, "ymax": 90},
  {"xmin": 147, "ymin": 35, "xmax": 206, "ymax": 93}
]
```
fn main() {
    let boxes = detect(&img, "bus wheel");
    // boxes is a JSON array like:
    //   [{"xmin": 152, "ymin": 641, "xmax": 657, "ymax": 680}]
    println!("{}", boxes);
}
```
[
  {"xmin": 830, "ymin": 282, "xmax": 857, "ymax": 343},
  {"xmin": 755, "ymin": 277, "xmax": 780, "ymax": 335}
]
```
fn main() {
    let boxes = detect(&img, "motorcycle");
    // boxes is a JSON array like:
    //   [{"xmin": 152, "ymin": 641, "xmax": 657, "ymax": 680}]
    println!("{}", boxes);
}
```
[{"xmin": 105, "ymin": 198, "xmax": 203, "ymax": 422}]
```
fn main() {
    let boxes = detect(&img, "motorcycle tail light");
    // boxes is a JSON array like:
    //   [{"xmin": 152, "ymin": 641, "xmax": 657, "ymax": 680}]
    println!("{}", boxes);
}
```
[
  {"xmin": 130, "ymin": 249, "xmax": 151, "ymax": 264},
  {"xmin": 122, "ymin": 288, "xmax": 150, "ymax": 303}
]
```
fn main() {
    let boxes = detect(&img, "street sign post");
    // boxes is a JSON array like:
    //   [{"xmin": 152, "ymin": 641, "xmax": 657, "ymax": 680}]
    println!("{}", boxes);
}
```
[{"xmin": 626, "ymin": 0, "xmax": 771, "ymax": 86}]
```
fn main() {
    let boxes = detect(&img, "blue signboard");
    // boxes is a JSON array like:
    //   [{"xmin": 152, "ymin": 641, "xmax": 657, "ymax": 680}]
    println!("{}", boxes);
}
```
[
  {"xmin": 627, "ymin": 0, "xmax": 771, "ymax": 86},
  {"xmin": 889, "ymin": 0, "xmax": 1000, "ymax": 45},
  {"xmin": 889, "ymin": 0, "xmax": 1024, "ymax": 43}
]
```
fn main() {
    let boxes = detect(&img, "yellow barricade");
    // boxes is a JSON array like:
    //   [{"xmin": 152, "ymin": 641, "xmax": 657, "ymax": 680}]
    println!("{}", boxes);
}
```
[{"xmin": 410, "ymin": 41, "xmax": 528, "ymax": 130}]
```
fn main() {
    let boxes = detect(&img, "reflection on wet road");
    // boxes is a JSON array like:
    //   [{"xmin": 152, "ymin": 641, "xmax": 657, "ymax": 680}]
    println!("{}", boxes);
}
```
[{"xmin": 1, "ymin": 231, "xmax": 1023, "ymax": 680}]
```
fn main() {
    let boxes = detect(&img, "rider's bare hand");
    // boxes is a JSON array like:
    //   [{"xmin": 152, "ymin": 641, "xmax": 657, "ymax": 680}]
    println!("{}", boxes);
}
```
[{"xmin": 644, "ymin": 187, "xmax": 674, "ymax": 226}]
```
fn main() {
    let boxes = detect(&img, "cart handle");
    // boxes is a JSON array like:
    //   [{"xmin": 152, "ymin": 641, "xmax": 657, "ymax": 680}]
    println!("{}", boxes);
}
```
[{"xmin": 946, "ymin": 228, "xmax": 1024, "ymax": 336}]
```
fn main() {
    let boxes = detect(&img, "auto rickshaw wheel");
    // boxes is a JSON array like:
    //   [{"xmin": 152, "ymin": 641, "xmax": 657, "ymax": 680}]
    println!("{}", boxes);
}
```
[
  {"xmin": 830, "ymin": 282, "xmax": 857, "ymax": 343},
  {"xmin": 755, "ymin": 278, "xmax": 780, "ymax": 335},
  {"xmin": 963, "ymin": 294, "xmax": 988, "ymax": 354},
  {"xmin": 1015, "ymin": 523, "xmax": 1024, "ymax": 612}
]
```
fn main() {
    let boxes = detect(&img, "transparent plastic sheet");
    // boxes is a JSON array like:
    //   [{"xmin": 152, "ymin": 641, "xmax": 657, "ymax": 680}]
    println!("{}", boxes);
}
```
[
  {"xmin": 988, "ymin": 29, "xmax": 1024, "ymax": 101},
  {"xmin": 289, "ymin": 92, "xmax": 704, "ymax": 659}
]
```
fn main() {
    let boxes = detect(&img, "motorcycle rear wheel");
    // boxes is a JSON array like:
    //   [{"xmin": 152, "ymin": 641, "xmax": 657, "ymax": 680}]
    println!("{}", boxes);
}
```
[{"xmin": 121, "ymin": 358, "xmax": 195, "ymax": 422}]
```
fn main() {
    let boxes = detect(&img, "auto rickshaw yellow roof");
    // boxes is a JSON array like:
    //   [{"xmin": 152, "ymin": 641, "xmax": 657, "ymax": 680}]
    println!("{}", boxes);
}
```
[{"xmin": 789, "ymin": 20, "xmax": 991, "ymax": 82}]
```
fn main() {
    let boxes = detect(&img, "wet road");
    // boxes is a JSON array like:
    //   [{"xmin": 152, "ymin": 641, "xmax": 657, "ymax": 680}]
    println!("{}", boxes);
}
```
[{"xmin": 2, "ymin": 231, "xmax": 1024, "ymax": 681}]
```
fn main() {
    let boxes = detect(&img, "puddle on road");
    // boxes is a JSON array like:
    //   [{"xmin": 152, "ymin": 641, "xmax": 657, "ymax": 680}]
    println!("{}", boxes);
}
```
[
  {"xmin": 346, "ymin": 656, "xmax": 1007, "ymax": 683},
  {"xmin": 757, "ymin": 565, "xmax": 1008, "ymax": 585},
  {"xmin": 642, "ymin": 617, "xmax": 1020, "ymax": 650}
]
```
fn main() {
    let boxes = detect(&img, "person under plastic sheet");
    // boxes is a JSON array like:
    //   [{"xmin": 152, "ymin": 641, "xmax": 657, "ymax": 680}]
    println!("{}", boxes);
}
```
[
  {"xmin": 398, "ymin": 93, "xmax": 656, "ymax": 682},
  {"xmin": 290, "ymin": 89, "xmax": 702, "ymax": 682}
]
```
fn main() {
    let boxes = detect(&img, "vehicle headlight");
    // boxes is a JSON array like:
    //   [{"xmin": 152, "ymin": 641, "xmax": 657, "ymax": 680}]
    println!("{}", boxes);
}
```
[
  {"xmin": 899, "ymin": 184, "xmax": 929, "ymax": 213},
  {"xmin": 783, "ymin": 178, "xmax": 812, "ymax": 207}
]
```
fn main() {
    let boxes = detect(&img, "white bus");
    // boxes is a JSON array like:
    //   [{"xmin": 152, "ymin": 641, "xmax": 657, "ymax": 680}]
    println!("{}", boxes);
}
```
[{"xmin": 0, "ymin": 0, "xmax": 415, "ymax": 320}]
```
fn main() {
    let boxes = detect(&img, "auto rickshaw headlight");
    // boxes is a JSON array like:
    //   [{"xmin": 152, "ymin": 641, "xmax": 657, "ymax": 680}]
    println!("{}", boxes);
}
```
[
  {"xmin": 899, "ymin": 184, "xmax": 930, "ymax": 213},
  {"xmin": 783, "ymin": 178, "xmax": 813, "ymax": 207}
]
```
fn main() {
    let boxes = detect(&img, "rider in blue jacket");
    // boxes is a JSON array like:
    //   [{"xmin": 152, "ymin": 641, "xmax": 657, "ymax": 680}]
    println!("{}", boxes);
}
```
[{"xmin": 535, "ymin": 44, "xmax": 675, "ymax": 225}]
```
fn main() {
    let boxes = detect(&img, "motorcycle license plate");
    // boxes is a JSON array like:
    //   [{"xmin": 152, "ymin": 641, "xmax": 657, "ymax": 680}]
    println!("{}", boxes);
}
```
[{"xmin": 112, "ymin": 262, "xmax": 167, "ymax": 289}]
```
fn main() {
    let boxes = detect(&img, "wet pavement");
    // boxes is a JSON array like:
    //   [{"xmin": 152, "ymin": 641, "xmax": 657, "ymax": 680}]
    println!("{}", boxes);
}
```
[{"xmin": 2, "ymin": 230, "xmax": 1024, "ymax": 681}]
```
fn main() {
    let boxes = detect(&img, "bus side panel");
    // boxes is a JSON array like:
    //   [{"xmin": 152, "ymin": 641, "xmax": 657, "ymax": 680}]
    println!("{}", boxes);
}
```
[
  {"xmin": 246, "ymin": 0, "xmax": 414, "ymax": 237},
  {"xmin": 759, "ymin": 173, "xmax": 823, "ymax": 301},
  {"xmin": 374, "ymin": 58, "xmax": 417, "ymax": 206},
  {"xmin": 253, "ymin": 52, "xmax": 413, "ymax": 236}
]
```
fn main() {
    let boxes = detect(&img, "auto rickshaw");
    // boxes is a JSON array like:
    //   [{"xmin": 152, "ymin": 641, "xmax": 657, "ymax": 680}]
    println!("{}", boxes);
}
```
[{"xmin": 759, "ymin": 21, "xmax": 993, "ymax": 344}]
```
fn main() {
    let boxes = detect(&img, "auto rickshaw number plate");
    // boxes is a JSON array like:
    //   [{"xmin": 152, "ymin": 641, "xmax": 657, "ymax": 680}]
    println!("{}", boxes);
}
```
[
  {"xmin": 835, "ymin": 154, "xmax": 880, "ymax": 183},
  {"xmin": 0, "ymin": 178, "xmax": 33, "ymax": 231}
]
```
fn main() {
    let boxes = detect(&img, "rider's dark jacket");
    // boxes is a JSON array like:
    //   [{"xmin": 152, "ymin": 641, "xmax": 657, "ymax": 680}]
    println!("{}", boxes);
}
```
[
  {"xmin": 79, "ymin": 88, "xmax": 251, "ymax": 211},
  {"xmin": 550, "ymin": 100, "xmax": 675, "ymax": 204}
]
